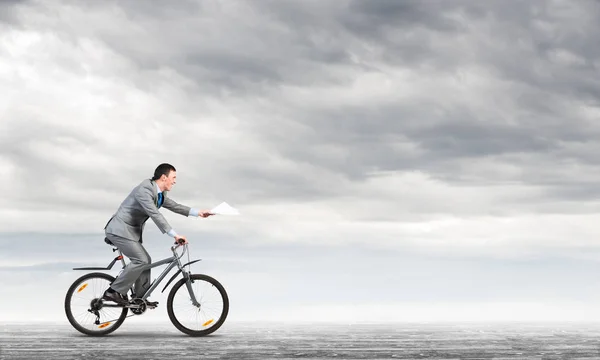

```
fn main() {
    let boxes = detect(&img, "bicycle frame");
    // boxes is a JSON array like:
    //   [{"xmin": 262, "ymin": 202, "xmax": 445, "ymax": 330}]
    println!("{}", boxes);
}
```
[{"xmin": 73, "ymin": 242, "xmax": 202, "ymax": 307}]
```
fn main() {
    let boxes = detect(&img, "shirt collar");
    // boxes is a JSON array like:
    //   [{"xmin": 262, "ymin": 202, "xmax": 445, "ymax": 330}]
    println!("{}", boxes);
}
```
[{"xmin": 156, "ymin": 183, "xmax": 162, "ymax": 194}]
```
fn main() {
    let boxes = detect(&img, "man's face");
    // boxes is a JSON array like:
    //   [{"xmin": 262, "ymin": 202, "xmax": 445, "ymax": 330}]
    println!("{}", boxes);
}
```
[{"xmin": 163, "ymin": 170, "xmax": 177, "ymax": 191}]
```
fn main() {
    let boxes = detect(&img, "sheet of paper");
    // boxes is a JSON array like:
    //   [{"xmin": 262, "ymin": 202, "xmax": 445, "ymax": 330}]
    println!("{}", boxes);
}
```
[{"xmin": 210, "ymin": 201, "xmax": 240, "ymax": 215}]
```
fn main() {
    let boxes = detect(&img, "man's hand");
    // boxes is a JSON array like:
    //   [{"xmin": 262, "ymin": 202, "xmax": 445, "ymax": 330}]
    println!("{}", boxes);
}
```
[
  {"xmin": 198, "ymin": 210, "xmax": 214, "ymax": 218},
  {"xmin": 174, "ymin": 235, "xmax": 188, "ymax": 245}
]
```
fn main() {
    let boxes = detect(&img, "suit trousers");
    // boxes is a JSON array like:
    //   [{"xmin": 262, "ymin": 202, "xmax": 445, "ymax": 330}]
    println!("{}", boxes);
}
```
[{"xmin": 105, "ymin": 233, "xmax": 152, "ymax": 297}]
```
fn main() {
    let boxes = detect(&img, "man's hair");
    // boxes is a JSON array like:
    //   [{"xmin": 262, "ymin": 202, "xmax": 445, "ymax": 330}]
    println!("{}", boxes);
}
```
[{"xmin": 152, "ymin": 163, "xmax": 176, "ymax": 181}]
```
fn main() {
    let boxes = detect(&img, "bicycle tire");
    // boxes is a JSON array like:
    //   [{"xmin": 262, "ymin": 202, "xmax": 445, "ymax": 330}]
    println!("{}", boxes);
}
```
[
  {"xmin": 167, "ymin": 273, "xmax": 229, "ymax": 336},
  {"xmin": 64, "ymin": 272, "xmax": 128, "ymax": 336}
]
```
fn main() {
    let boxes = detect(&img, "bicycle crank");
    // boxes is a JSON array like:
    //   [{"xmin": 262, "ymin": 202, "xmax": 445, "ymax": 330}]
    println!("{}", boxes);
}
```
[{"xmin": 129, "ymin": 298, "xmax": 147, "ymax": 315}]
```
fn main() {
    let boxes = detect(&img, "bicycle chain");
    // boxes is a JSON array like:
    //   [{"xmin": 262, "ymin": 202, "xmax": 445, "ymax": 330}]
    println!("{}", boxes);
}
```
[{"xmin": 97, "ymin": 313, "xmax": 137, "ymax": 325}]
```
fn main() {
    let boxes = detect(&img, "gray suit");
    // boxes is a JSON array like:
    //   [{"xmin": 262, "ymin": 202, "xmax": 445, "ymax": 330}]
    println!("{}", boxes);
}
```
[{"xmin": 104, "ymin": 178, "xmax": 193, "ymax": 296}]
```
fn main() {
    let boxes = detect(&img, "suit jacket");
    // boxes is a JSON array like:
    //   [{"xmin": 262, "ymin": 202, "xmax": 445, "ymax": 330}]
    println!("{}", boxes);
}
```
[{"xmin": 104, "ymin": 178, "xmax": 191, "ymax": 242}]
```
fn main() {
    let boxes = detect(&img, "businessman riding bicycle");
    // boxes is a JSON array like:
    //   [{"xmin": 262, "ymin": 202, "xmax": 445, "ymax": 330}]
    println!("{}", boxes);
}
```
[{"xmin": 102, "ymin": 163, "xmax": 214, "ymax": 307}]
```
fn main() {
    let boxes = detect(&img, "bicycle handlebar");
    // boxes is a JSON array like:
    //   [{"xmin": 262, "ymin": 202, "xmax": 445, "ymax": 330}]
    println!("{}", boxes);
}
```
[{"xmin": 170, "ymin": 242, "xmax": 187, "ymax": 258}]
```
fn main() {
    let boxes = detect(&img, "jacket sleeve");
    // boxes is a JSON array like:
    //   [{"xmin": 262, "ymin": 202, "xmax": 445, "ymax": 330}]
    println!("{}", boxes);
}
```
[
  {"xmin": 162, "ymin": 196, "xmax": 192, "ymax": 216},
  {"xmin": 134, "ymin": 183, "xmax": 174, "ymax": 235}
]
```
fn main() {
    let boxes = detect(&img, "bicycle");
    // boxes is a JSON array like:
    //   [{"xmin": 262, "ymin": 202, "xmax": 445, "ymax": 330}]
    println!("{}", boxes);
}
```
[{"xmin": 64, "ymin": 237, "xmax": 229, "ymax": 337}]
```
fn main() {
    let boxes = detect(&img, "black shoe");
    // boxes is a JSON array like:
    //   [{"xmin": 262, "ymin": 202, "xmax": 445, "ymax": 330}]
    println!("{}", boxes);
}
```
[{"xmin": 102, "ymin": 290, "xmax": 129, "ymax": 306}]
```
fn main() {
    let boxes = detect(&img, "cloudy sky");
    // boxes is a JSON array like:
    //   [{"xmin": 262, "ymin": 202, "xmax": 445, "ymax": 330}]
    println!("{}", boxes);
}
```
[{"xmin": 2, "ymin": 0, "xmax": 600, "ymax": 324}]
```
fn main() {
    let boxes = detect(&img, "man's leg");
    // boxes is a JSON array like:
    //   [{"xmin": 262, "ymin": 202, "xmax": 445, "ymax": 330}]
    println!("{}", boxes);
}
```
[
  {"xmin": 132, "ymin": 246, "xmax": 152, "ymax": 298},
  {"xmin": 104, "ymin": 234, "xmax": 151, "ymax": 301}
]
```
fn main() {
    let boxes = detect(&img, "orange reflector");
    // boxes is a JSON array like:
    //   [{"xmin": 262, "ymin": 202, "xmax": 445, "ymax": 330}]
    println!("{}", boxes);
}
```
[
  {"xmin": 98, "ymin": 323, "xmax": 110, "ymax": 329},
  {"xmin": 77, "ymin": 284, "xmax": 88, "ymax": 293},
  {"xmin": 202, "ymin": 319, "xmax": 214, "ymax": 327}
]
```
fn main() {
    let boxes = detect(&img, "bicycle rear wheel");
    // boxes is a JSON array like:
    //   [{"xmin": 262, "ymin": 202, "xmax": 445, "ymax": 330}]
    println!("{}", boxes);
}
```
[
  {"xmin": 64, "ymin": 272, "xmax": 128, "ymax": 336},
  {"xmin": 167, "ymin": 274, "xmax": 229, "ymax": 336}
]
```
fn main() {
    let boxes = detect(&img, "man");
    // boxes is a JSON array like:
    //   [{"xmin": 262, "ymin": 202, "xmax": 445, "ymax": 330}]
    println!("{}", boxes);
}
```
[{"xmin": 102, "ymin": 163, "xmax": 213, "ymax": 306}]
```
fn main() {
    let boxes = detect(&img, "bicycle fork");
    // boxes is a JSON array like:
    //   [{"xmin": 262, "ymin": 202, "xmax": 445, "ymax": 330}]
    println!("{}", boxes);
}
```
[{"xmin": 182, "ymin": 271, "xmax": 201, "ymax": 308}]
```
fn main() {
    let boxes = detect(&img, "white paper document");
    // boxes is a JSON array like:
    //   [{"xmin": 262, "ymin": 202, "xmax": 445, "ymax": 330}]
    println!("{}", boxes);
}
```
[{"xmin": 210, "ymin": 202, "xmax": 240, "ymax": 215}]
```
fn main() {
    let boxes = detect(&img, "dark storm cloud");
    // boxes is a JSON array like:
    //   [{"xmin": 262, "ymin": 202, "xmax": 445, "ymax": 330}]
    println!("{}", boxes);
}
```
[
  {"xmin": 231, "ymin": 0, "xmax": 600, "ymax": 196},
  {"xmin": 2, "ymin": 0, "xmax": 600, "ymax": 214},
  {"xmin": 103, "ymin": 0, "xmax": 600, "ymax": 203},
  {"xmin": 37, "ymin": 1, "xmax": 364, "ymax": 93},
  {"xmin": 0, "ymin": 0, "xmax": 28, "ymax": 24}
]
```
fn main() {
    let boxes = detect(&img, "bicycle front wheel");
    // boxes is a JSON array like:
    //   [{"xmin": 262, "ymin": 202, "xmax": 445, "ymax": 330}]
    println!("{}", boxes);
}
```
[
  {"xmin": 64, "ymin": 272, "xmax": 128, "ymax": 336},
  {"xmin": 167, "ymin": 274, "xmax": 229, "ymax": 336}
]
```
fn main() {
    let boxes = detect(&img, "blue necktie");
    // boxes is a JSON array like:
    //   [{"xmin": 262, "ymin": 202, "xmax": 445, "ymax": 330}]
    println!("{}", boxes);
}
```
[{"xmin": 157, "ymin": 193, "xmax": 163, "ymax": 208}]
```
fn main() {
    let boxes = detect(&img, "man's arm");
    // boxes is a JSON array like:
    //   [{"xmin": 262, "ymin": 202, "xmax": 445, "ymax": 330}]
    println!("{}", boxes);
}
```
[
  {"xmin": 162, "ymin": 196, "xmax": 194, "ymax": 216},
  {"xmin": 134, "ymin": 184, "xmax": 176, "ymax": 236},
  {"xmin": 162, "ymin": 197, "xmax": 213, "ymax": 217}
]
